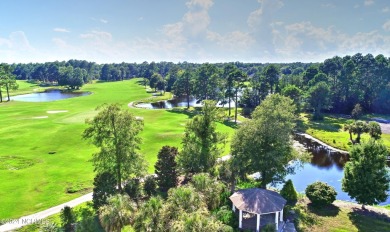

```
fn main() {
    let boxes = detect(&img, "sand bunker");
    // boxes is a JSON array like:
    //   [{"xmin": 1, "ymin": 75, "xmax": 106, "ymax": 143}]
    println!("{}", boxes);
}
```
[
  {"xmin": 47, "ymin": 110, "xmax": 68, "ymax": 114},
  {"xmin": 33, "ymin": 116, "xmax": 48, "ymax": 119}
]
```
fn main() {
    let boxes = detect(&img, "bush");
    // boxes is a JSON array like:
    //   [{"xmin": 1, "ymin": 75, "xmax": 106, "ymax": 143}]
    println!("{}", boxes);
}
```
[
  {"xmin": 215, "ymin": 206, "xmax": 238, "ymax": 228},
  {"xmin": 124, "ymin": 178, "xmax": 141, "ymax": 201},
  {"xmin": 143, "ymin": 175, "xmax": 157, "ymax": 197},
  {"xmin": 60, "ymin": 206, "xmax": 75, "ymax": 232},
  {"xmin": 263, "ymin": 224, "xmax": 276, "ymax": 232},
  {"xmin": 280, "ymin": 179, "xmax": 298, "ymax": 203},
  {"xmin": 305, "ymin": 181, "xmax": 337, "ymax": 206}
]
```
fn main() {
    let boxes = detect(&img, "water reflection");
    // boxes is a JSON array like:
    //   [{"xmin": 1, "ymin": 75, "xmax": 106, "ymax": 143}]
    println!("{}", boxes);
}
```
[
  {"xmin": 136, "ymin": 95, "xmax": 237, "ymax": 109},
  {"xmin": 288, "ymin": 134, "xmax": 390, "ymax": 205},
  {"xmin": 11, "ymin": 89, "xmax": 90, "ymax": 102}
]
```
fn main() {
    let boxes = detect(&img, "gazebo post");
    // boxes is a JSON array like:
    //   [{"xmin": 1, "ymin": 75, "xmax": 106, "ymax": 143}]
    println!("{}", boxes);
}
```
[
  {"xmin": 275, "ymin": 211, "xmax": 279, "ymax": 230},
  {"xmin": 280, "ymin": 209, "xmax": 283, "ymax": 222},
  {"xmin": 239, "ymin": 210, "xmax": 242, "ymax": 229},
  {"xmin": 256, "ymin": 214, "xmax": 260, "ymax": 232},
  {"xmin": 232, "ymin": 204, "xmax": 236, "ymax": 212}
]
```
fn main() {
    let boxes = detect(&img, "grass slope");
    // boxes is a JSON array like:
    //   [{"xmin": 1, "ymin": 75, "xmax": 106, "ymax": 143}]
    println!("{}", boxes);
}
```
[
  {"xmin": 293, "ymin": 200, "xmax": 390, "ymax": 232},
  {"xmin": 297, "ymin": 113, "xmax": 390, "ymax": 151},
  {"xmin": 0, "ymin": 79, "xmax": 234, "ymax": 219}
]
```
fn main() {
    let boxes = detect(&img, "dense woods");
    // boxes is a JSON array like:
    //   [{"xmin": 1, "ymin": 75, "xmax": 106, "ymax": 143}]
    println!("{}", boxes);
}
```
[{"xmin": 5, "ymin": 53, "xmax": 390, "ymax": 115}]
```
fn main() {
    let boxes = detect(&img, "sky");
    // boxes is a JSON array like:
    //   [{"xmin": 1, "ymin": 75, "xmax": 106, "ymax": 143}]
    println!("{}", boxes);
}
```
[{"xmin": 0, "ymin": 0, "xmax": 389, "ymax": 64}]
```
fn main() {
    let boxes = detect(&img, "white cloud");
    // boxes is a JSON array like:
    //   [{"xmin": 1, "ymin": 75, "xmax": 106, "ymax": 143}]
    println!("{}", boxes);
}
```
[
  {"xmin": 383, "ymin": 20, "xmax": 390, "ymax": 31},
  {"xmin": 100, "ymin": 19, "xmax": 108, "ymax": 24},
  {"xmin": 364, "ymin": 0, "xmax": 374, "ymax": 6},
  {"xmin": 247, "ymin": 0, "xmax": 284, "ymax": 28},
  {"xmin": 138, "ymin": 17, "xmax": 143, "ymax": 21},
  {"xmin": 382, "ymin": 7, "xmax": 389, "ymax": 13},
  {"xmin": 206, "ymin": 30, "xmax": 255, "ymax": 50},
  {"xmin": 186, "ymin": 0, "xmax": 214, "ymax": 10},
  {"xmin": 321, "ymin": 3, "xmax": 335, "ymax": 8},
  {"xmin": 53, "ymin": 28, "xmax": 70, "ymax": 33},
  {"xmin": 80, "ymin": 30, "xmax": 112, "ymax": 41}
]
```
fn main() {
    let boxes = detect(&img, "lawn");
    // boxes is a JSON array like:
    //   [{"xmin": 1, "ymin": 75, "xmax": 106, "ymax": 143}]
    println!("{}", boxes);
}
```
[
  {"xmin": 292, "ymin": 200, "xmax": 390, "ymax": 232},
  {"xmin": 297, "ymin": 113, "xmax": 390, "ymax": 152},
  {"xmin": 0, "ymin": 79, "xmax": 235, "ymax": 219}
]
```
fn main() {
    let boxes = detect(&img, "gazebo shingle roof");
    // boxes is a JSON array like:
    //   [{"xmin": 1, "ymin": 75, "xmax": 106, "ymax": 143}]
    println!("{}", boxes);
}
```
[{"xmin": 230, "ymin": 188, "xmax": 287, "ymax": 215}]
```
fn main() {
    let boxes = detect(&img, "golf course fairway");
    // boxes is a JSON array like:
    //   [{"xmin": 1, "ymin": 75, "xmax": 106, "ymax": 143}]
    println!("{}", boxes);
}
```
[{"xmin": 0, "ymin": 79, "xmax": 235, "ymax": 219}]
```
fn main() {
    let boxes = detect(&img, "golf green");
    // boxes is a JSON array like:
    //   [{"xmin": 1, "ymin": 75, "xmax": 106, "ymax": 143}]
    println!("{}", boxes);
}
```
[{"xmin": 0, "ymin": 79, "xmax": 234, "ymax": 219}]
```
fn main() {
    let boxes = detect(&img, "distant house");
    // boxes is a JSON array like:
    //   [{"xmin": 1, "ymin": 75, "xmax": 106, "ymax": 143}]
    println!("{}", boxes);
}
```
[{"xmin": 230, "ymin": 188, "xmax": 287, "ymax": 231}]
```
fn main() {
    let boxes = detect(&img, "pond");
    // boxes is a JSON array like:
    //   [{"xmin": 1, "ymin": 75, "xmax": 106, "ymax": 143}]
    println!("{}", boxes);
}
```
[
  {"xmin": 11, "ymin": 90, "xmax": 90, "ymax": 102},
  {"xmin": 135, "ymin": 95, "xmax": 237, "ymax": 109},
  {"xmin": 286, "ymin": 134, "xmax": 390, "ymax": 205}
]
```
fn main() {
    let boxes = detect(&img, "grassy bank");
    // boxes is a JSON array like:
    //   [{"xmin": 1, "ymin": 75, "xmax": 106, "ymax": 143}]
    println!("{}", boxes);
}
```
[
  {"xmin": 297, "ymin": 113, "xmax": 390, "ymax": 151},
  {"xmin": 0, "ymin": 79, "xmax": 234, "ymax": 219},
  {"xmin": 292, "ymin": 199, "xmax": 390, "ymax": 232}
]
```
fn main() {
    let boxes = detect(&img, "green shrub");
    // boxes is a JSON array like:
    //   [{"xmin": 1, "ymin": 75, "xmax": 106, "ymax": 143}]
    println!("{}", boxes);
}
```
[
  {"xmin": 124, "ymin": 178, "xmax": 141, "ymax": 201},
  {"xmin": 60, "ymin": 206, "xmax": 75, "ymax": 232},
  {"xmin": 263, "ymin": 224, "xmax": 276, "ymax": 232},
  {"xmin": 143, "ymin": 175, "xmax": 157, "ymax": 197},
  {"xmin": 214, "ymin": 206, "xmax": 238, "ymax": 228},
  {"xmin": 280, "ymin": 179, "xmax": 298, "ymax": 203},
  {"xmin": 305, "ymin": 181, "xmax": 337, "ymax": 206}
]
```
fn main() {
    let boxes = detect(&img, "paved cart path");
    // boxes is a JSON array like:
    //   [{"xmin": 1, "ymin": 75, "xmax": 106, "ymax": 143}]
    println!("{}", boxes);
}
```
[{"xmin": 0, "ymin": 193, "xmax": 92, "ymax": 232}]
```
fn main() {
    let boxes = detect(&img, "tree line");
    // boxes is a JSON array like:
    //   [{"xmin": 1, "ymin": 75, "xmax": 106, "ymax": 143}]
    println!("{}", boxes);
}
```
[{"xmin": 6, "ymin": 53, "xmax": 390, "ymax": 115}]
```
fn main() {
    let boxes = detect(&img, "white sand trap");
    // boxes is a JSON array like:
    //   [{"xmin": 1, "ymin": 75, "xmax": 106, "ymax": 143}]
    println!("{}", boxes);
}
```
[
  {"xmin": 135, "ymin": 116, "xmax": 144, "ymax": 120},
  {"xmin": 47, "ymin": 110, "xmax": 68, "ymax": 114},
  {"xmin": 33, "ymin": 116, "xmax": 48, "ymax": 119}
]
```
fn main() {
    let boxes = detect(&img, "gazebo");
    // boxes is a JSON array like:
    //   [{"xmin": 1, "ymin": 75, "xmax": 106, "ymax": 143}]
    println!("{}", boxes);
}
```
[{"xmin": 230, "ymin": 188, "xmax": 287, "ymax": 231}]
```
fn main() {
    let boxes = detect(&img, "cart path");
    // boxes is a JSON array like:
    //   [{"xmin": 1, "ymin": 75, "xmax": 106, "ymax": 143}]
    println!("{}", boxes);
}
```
[{"xmin": 0, "ymin": 193, "xmax": 92, "ymax": 232}]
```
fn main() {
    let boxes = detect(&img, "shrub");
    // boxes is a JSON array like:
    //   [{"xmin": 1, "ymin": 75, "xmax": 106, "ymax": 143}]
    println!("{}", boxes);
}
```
[
  {"xmin": 143, "ymin": 175, "xmax": 157, "ymax": 197},
  {"xmin": 215, "ymin": 206, "xmax": 238, "ymax": 228},
  {"xmin": 263, "ymin": 224, "xmax": 276, "ymax": 232},
  {"xmin": 60, "ymin": 206, "xmax": 75, "ymax": 232},
  {"xmin": 305, "ymin": 181, "xmax": 337, "ymax": 206},
  {"xmin": 124, "ymin": 178, "xmax": 141, "ymax": 201},
  {"xmin": 280, "ymin": 179, "xmax": 298, "ymax": 203}
]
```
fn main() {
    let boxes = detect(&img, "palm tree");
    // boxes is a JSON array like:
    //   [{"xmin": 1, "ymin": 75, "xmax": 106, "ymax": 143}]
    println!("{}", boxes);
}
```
[
  {"xmin": 99, "ymin": 194, "xmax": 136, "ymax": 232},
  {"xmin": 133, "ymin": 196, "xmax": 163, "ymax": 232}
]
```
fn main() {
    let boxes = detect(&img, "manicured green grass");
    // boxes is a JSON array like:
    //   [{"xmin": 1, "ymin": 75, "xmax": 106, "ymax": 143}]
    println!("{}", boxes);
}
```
[
  {"xmin": 8, "ymin": 80, "xmax": 48, "ymax": 96},
  {"xmin": 292, "ymin": 200, "xmax": 390, "ymax": 232},
  {"xmin": 297, "ymin": 113, "xmax": 390, "ymax": 151},
  {"xmin": 0, "ymin": 79, "xmax": 235, "ymax": 219}
]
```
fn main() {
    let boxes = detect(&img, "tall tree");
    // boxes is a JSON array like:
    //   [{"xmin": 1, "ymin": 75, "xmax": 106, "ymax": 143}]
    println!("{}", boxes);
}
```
[
  {"xmin": 177, "ymin": 100, "xmax": 226, "ymax": 175},
  {"xmin": 154, "ymin": 146, "xmax": 178, "ymax": 192},
  {"xmin": 308, "ymin": 81, "xmax": 331, "ymax": 120},
  {"xmin": 193, "ymin": 63, "xmax": 221, "ymax": 101},
  {"xmin": 263, "ymin": 64, "xmax": 280, "ymax": 94},
  {"xmin": 342, "ymin": 140, "xmax": 390, "ymax": 209},
  {"xmin": 0, "ymin": 64, "xmax": 18, "ymax": 102},
  {"xmin": 173, "ymin": 69, "xmax": 193, "ymax": 109},
  {"xmin": 83, "ymin": 104, "xmax": 146, "ymax": 191},
  {"xmin": 231, "ymin": 94, "xmax": 296, "ymax": 188}
]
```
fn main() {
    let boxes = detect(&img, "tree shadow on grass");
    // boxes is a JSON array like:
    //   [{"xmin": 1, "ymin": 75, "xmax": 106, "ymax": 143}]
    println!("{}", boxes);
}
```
[
  {"xmin": 299, "ymin": 113, "xmax": 350, "ymax": 133},
  {"xmin": 348, "ymin": 207, "xmax": 390, "ymax": 231},
  {"xmin": 165, "ymin": 108, "xmax": 197, "ymax": 119},
  {"xmin": 222, "ymin": 120, "xmax": 239, "ymax": 129},
  {"xmin": 307, "ymin": 203, "xmax": 340, "ymax": 217}
]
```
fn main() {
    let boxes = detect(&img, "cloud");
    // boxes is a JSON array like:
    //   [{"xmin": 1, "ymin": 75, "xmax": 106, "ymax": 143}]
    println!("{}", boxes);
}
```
[
  {"xmin": 247, "ymin": 0, "xmax": 284, "ymax": 28},
  {"xmin": 382, "ymin": 7, "xmax": 389, "ymax": 13},
  {"xmin": 269, "ymin": 20, "xmax": 390, "ymax": 62},
  {"xmin": 206, "ymin": 30, "xmax": 255, "ymax": 50},
  {"xmin": 138, "ymin": 17, "xmax": 143, "ymax": 21},
  {"xmin": 80, "ymin": 30, "xmax": 112, "ymax": 41},
  {"xmin": 321, "ymin": 3, "xmax": 335, "ymax": 8},
  {"xmin": 364, "ymin": 0, "xmax": 374, "ymax": 6},
  {"xmin": 186, "ymin": 0, "xmax": 214, "ymax": 10},
  {"xmin": 53, "ymin": 28, "xmax": 70, "ymax": 33},
  {"xmin": 52, "ymin": 38, "xmax": 68, "ymax": 48},
  {"xmin": 100, "ymin": 19, "xmax": 108, "ymax": 24},
  {"xmin": 383, "ymin": 20, "xmax": 390, "ymax": 31}
]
